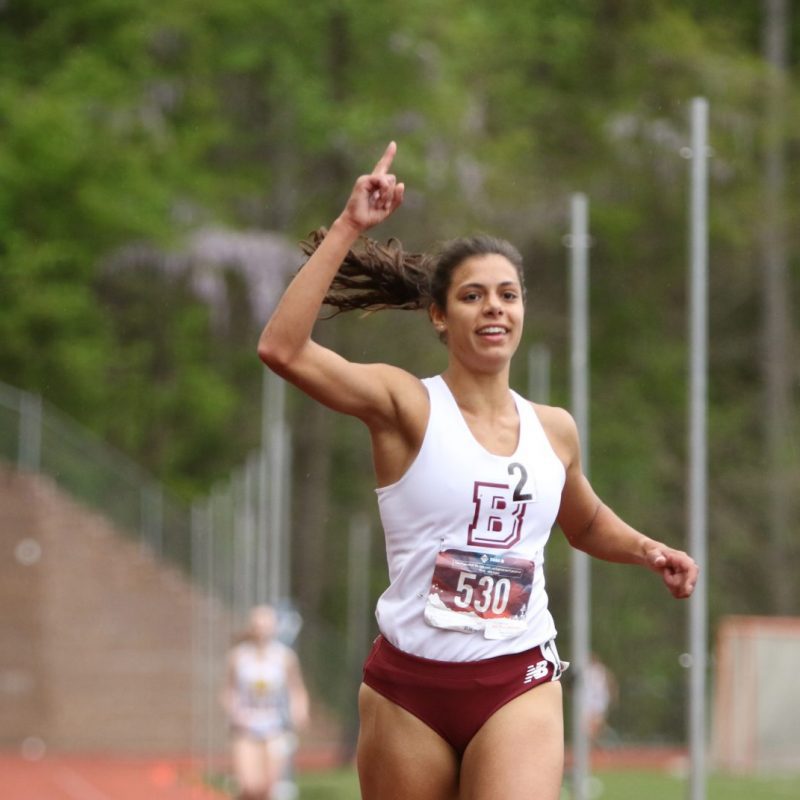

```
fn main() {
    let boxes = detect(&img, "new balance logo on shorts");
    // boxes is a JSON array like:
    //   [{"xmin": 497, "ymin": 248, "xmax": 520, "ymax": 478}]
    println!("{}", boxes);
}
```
[{"xmin": 523, "ymin": 660, "xmax": 549, "ymax": 684}]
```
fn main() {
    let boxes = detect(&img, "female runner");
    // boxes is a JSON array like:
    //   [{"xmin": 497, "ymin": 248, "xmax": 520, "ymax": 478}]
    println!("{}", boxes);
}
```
[
  {"xmin": 258, "ymin": 142, "xmax": 697, "ymax": 800},
  {"xmin": 221, "ymin": 605, "xmax": 309, "ymax": 800}
]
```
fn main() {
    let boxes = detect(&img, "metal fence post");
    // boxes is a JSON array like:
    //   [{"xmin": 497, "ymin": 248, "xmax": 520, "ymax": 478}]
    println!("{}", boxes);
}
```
[{"xmin": 18, "ymin": 391, "xmax": 42, "ymax": 472}]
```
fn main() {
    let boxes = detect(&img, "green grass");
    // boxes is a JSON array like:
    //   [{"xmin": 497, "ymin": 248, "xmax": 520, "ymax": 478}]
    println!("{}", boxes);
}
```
[
  {"xmin": 586, "ymin": 770, "xmax": 799, "ymax": 800},
  {"xmin": 296, "ymin": 768, "xmax": 359, "ymax": 799},
  {"xmin": 295, "ymin": 767, "xmax": 800, "ymax": 799}
]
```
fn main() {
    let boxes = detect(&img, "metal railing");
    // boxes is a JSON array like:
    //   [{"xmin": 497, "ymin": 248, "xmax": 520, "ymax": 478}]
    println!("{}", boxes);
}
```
[
  {"xmin": 0, "ymin": 379, "xmax": 190, "ymax": 567},
  {"xmin": 0, "ymin": 378, "xmax": 354, "ymax": 768}
]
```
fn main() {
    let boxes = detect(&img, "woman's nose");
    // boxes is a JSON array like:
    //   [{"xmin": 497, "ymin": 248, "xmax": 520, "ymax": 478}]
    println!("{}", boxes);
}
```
[{"xmin": 483, "ymin": 295, "xmax": 502, "ymax": 314}]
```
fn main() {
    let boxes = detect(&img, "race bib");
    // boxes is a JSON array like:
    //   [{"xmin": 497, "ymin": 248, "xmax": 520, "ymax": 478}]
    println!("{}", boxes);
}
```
[{"xmin": 424, "ymin": 548, "xmax": 534, "ymax": 639}]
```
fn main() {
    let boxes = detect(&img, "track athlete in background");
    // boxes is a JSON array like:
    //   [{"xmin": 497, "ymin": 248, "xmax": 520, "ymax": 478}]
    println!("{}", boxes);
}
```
[{"xmin": 222, "ymin": 605, "xmax": 309, "ymax": 800}]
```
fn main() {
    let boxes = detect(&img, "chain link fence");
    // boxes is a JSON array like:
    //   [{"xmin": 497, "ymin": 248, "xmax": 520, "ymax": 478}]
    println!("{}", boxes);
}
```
[{"xmin": 0, "ymin": 378, "xmax": 355, "ymax": 783}]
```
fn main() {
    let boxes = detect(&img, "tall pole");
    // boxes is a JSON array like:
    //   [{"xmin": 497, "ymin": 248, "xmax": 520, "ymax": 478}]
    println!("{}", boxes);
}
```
[
  {"xmin": 190, "ymin": 501, "xmax": 204, "ymax": 770},
  {"xmin": 347, "ymin": 514, "xmax": 372, "ymax": 681},
  {"xmin": 232, "ymin": 469, "xmax": 249, "ymax": 621},
  {"xmin": 204, "ymin": 494, "xmax": 216, "ymax": 772},
  {"xmin": 257, "ymin": 374, "xmax": 270, "ymax": 604},
  {"xmin": 243, "ymin": 454, "xmax": 259, "ymax": 611},
  {"xmin": 569, "ymin": 192, "xmax": 591, "ymax": 800},
  {"xmin": 266, "ymin": 371, "xmax": 288, "ymax": 604},
  {"xmin": 761, "ymin": 0, "xmax": 793, "ymax": 613},
  {"xmin": 687, "ymin": 96, "xmax": 709, "ymax": 800},
  {"xmin": 18, "ymin": 390, "xmax": 42, "ymax": 472},
  {"xmin": 344, "ymin": 513, "xmax": 373, "ymax": 758},
  {"xmin": 527, "ymin": 343, "xmax": 551, "ymax": 404},
  {"xmin": 281, "ymin": 436, "xmax": 293, "ymax": 600}
]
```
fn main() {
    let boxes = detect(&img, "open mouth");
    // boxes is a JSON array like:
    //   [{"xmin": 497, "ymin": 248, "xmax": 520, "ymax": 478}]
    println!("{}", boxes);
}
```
[{"xmin": 476, "ymin": 325, "xmax": 509, "ymax": 337}]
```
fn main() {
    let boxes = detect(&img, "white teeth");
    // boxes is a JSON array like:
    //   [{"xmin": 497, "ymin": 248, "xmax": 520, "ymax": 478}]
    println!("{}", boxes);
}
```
[{"xmin": 478, "ymin": 326, "xmax": 506, "ymax": 335}]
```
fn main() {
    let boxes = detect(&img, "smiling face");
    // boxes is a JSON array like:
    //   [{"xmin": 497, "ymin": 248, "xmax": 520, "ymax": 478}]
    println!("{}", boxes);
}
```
[{"xmin": 430, "ymin": 253, "xmax": 525, "ymax": 373}]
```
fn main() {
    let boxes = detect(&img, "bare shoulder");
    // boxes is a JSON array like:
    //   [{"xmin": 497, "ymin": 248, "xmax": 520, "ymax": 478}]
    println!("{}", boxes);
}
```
[
  {"xmin": 365, "ymin": 362, "xmax": 430, "ymax": 426},
  {"xmin": 531, "ymin": 403, "xmax": 578, "ymax": 440},
  {"xmin": 530, "ymin": 403, "xmax": 580, "ymax": 467},
  {"xmin": 368, "ymin": 361, "xmax": 428, "ymax": 394}
]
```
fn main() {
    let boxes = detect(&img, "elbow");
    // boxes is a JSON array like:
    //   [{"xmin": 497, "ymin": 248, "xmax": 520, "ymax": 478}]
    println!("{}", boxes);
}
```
[
  {"xmin": 562, "ymin": 527, "xmax": 585, "ymax": 553},
  {"xmin": 257, "ymin": 332, "xmax": 302, "ymax": 379},
  {"xmin": 257, "ymin": 341, "xmax": 278, "ymax": 370},
  {"xmin": 258, "ymin": 346, "xmax": 290, "ymax": 377},
  {"xmin": 257, "ymin": 331, "xmax": 289, "ymax": 373}
]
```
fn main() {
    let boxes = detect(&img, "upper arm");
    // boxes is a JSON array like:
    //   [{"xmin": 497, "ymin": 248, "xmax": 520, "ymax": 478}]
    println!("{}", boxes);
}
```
[
  {"xmin": 260, "ymin": 338, "xmax": 423, "ymax": 427},
  {"xmin": 534, "ymin": 404, "xmax": 602, "ymax": 543}
]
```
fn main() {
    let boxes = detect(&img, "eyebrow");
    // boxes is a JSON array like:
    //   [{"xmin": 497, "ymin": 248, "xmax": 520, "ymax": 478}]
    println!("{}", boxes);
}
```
[{"xmin": 457, "ymin": 280, "xmax": 520, "ymax": 291}]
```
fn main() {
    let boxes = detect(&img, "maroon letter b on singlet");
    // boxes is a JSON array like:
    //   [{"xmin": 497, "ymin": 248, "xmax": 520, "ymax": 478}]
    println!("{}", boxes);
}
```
[{"xmin": 467, "ymin": 482, "xmax": 525, "ymax": 548}]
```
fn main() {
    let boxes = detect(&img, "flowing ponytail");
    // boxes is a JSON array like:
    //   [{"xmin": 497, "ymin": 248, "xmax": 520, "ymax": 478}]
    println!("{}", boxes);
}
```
[
  {"xmin": 300, "ymin": 227, "xmax": 433, "ymax": 315},
  {"xmin": 299, "ymin": 228, "xmax": 526, "ymax": 316}
]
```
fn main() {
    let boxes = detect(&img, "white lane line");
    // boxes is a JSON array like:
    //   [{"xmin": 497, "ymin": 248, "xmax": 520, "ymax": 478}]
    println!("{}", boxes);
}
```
[{"xmin": 52, "ymin": 768, "xmax": 112, "ymax": 800}]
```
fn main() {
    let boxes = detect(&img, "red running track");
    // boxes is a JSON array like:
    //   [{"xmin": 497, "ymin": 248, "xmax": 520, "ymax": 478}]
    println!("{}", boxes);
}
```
[
  {"xmin": 0, "ymin": 754, "xmax": 225, "ymax": 800},
  {"xmin": 0, "ymin": 746, "xmax": 687, "ymax": 799}
]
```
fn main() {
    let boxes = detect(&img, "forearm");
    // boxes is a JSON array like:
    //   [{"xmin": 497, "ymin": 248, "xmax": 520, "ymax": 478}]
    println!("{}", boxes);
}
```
[
  {"xmin": 552, "ymin": 416, "xmax": 697, "ymax": 598},
  {"xmin": 258, "ymin": 216, "xmax": 361, "ymax": 367},
  {"xmin": 566, "ymin": 502, "xmax": 658, "ymax": 566},
  {"xmin": 259, "ymin": 141, "xmax": 402, "ymax": 370}
]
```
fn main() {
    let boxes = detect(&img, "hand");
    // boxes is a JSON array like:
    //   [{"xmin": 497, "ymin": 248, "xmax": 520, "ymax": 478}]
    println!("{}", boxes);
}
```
[
  {"xmin": 338, "ymin": 141, "xmax": 405, "ymax": 233},
  {"xmin": 644, "ymin": 543, "xmax": 699, "ymax": 599}
]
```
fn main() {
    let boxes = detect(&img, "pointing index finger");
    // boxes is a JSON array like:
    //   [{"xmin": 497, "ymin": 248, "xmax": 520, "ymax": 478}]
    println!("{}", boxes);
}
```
[{"xmin": 372, "ymin": 141, "xmax": 397, "ymax": 175}]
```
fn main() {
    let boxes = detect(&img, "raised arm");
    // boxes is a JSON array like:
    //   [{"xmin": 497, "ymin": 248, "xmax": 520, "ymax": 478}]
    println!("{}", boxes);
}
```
[
  {"xmin": 258, "ymin": 142, "xmax": 412, "ymax": 426},
  {"xmin": 538, "ymin": 404, "xmax": 698, "ymax": 599}
]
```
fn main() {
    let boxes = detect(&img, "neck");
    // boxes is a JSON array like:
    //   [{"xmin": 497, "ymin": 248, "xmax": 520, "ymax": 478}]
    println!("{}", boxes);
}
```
[{"xmin": 441, "ymin": 364, "xmax": 513, "ymax": 413}]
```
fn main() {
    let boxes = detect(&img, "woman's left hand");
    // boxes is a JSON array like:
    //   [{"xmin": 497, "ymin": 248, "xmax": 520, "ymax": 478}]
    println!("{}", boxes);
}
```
[{"xmin": 644, "ymin": 544, "xmax": 699, "ymax": 599}]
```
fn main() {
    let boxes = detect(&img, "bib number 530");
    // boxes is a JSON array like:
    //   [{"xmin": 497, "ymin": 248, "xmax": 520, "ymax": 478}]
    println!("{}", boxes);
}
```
[{"xmin": 453, "ymin": 571, "xmax": 512, "ymax": 615}]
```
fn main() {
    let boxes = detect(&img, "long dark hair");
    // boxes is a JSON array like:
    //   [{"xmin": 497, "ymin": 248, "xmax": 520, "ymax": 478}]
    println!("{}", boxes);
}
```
[{"xmin": 301, "ymin": 228, "xmax": 526, "ymax": 316}]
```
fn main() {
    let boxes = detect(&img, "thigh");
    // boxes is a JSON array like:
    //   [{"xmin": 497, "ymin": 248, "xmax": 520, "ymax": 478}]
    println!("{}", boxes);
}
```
[
  {"xmin": 231, "ymin": 736, "xmax": 270, "ymax": 792},
  {"xmin": 357, "ymin": 683, "xmax": 459, "ymax": 800},
  {"xmin": 264, "ymin": 734, "xmax": 292, "ymax": 784},
  {"xmin": 460, "ymin": 681, "xmax": 564, "ymax": 800}
]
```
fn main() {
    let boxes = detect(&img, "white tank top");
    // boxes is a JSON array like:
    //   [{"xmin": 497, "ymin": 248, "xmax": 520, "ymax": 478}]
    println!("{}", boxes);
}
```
[
  {"xmin": 233, "ymin": 641, "xmax": 289, "ymax": 737},
  {"xmin": 374, "ymin": 375, "xmax": 565, "ymax": 661}
]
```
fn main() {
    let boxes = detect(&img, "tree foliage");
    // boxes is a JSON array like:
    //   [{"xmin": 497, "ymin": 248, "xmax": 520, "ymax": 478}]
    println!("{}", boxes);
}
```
[{"xmin": 1, "ymin": 0, "xmax": 798, "ymax": 740}]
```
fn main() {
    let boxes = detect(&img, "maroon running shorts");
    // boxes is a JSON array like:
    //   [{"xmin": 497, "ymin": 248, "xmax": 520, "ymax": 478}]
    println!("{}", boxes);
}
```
[{"xmin": 362, "ymin": 634, "xmax": 565, "ymax": 756}]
